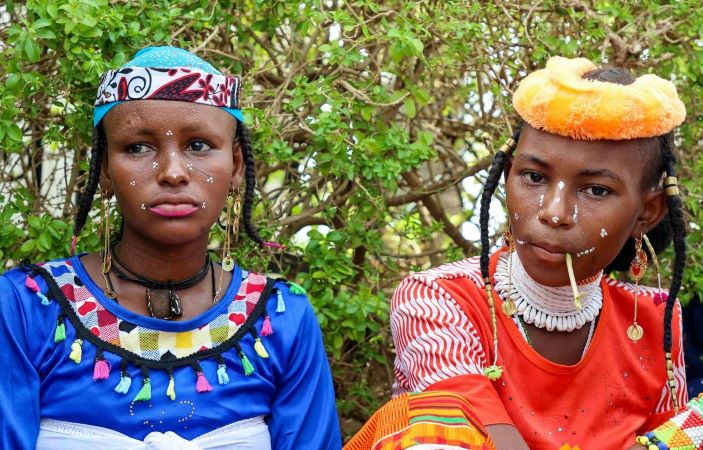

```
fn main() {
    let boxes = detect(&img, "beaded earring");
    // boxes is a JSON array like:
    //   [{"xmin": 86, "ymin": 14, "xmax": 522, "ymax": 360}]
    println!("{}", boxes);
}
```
[
  {"xmin": 99, "ymin": 194, "xmax": 116, "ymax": 299},
  {"xmin": 627, "ymin": 235, "xmax": 647, "ymax": 342},
  {"xmin": 501, "ymin": 230, "xmax": 517, "ymax": 316},
  {"xmin": 221, "ymin": 187, "xmax": 241, "ymax": 272}
]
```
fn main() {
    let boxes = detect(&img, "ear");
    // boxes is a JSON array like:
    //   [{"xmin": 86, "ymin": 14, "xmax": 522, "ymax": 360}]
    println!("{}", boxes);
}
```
[
  {"xmin": 632, "ymin": 188, "xmax": 667, "ymax": 237},
  {"xmin": 230, "ymin": 138, "xmax": 245, "ymax": 188}
]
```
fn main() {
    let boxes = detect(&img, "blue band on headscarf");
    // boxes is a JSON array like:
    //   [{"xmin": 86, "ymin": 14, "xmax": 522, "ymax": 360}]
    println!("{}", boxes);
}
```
[{"xmin": 93, "ymin": 46, "xmax": 244, "ymax": 127}]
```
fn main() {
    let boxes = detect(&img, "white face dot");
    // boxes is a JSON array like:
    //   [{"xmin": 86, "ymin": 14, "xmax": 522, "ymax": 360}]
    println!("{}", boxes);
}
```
[
  {"xmin": 513, "ymin": 213, "xmax": 519, "ymax": 221},
  {"xmin": 572, "ymin": 204, "xmax": 579, "ymax": 223},
  {"xmin": 206, "ymin": 176, "xmax": 214, "ymax": 183},
  {"xmin": 552, "ymin": 216, "xmax": 559, "ymax": 223},
  {"xmin": 129, "ymin": 180, "xmax": 136, "ymax": 187},
  {"xmin": 169, "ymin": 151, "xmax": 176, "ymax": 157},
  {"xmin": 600, "ymin": 228, "xmax": 608, "ymax": 238},
  {"xmin": 187, "ymin": 164, "xmax": 194, "ymax": 171},
  {"xmin": 538, "ymin": 194, "xmax": 545, "ymax": 208},
  {"xmin": 140, "ymin": 203, "xmax": 146, "ymax": 210},
  {"xmin": 166, "ymin": 130, "xmax": 173, "ymax": 136},
  {"xmin": 172, "ymin": 173, "xmax": 178, "ymax": 179},
  {"xmin": 152, "ymin": 162, "xmax": 159, "ymax": 169},
  {"xmin": 201, "ymin": 202, "xmax": 206, "ymax": 209},
  {"xmin": 557, "ymin": 180, "xmax": 565, "ymax": 190}
]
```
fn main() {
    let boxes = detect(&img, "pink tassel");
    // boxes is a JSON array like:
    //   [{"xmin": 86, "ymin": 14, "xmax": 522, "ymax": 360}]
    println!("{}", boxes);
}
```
[
  {"xmin": 25, "ymin": 276, "xmax": 40, "ymax": 293},
  {"xmin": 70, "ymin": 236, "xmax": 78, "ymax": 256},
  {"xmin": 261, "ymin": 315, "xmax": 273, "ymax": 336},
  {"xmin": 263, "ymin": 241, "xmax": 286, "ymax": 249},
  {"xmin": 93, "ymin": 359, "xmax": 111, "ymax": 380},
  {"xmin": 196, "ymin": 372, "xmax": 212, "ymax": 393}
]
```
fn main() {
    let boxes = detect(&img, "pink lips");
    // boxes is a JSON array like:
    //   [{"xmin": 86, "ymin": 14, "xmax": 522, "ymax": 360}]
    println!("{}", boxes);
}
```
[
  {"xmin": 530, "ymin": 243, "xmax": 567, "ymax": 264},
  {"xmin": 150, "ymin": 203, "xmax": 199, "ymax": 217}
]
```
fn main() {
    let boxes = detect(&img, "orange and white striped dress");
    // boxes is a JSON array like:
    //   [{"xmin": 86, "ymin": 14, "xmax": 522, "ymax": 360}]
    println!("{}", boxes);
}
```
[{"xmin": 391, "ymin": 250, "xmax": 686, "ymax": 450}]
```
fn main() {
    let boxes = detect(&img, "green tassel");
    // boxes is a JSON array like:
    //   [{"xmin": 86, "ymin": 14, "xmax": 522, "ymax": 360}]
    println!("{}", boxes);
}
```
[
  {"xmin": 288, "ymin": 282, "xmax": 306, "ymax": 296},
  {"xmin": 69, "ymin": 339, "xmax": 83, "ymax": 364},
  {"xmin": 240, "ymin": 352, "xmax": 255, "ymax": 376},
  {"xmin": 483, "ymin": 364, "xmax": 503, "ymax": 381},
  {"xmin": 133, "ymin": 379, "xmax": 152, "ymax": 402},
  {"xmin": 166, "ymin": 375, "xmax": 176, "ymax": 401},
  {"xmin": 254, "ymin": 338, "xmax": 270, "ymax": 359},
  {"xmin": 54, "ymin": 320, "xmax": 66, "ymax": 343}
]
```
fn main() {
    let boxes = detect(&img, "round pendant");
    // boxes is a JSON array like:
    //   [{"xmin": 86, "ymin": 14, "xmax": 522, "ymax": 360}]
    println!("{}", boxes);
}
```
[
  {"xmin": 627, "ymin": 324, "xmax": 644, "ymax": 342},
  {"xmin": 222, "ymin": 255, "xmax": 234, "ymax": 272},
  {"xmin": 501, "ymin": 300, "xmax": 517, "ymax": 316}
]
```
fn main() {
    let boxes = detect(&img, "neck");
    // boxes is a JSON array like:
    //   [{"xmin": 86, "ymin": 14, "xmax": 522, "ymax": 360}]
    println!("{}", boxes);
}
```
[{"xmin": 113, "ymin": 227, "xmax": 211, "ymax": 283}]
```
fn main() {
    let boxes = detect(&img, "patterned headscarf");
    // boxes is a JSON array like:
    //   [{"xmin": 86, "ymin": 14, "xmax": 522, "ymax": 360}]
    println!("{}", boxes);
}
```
[{"xmin": 93, "ymin": 46, "xmax": 243, "ymax": 127}]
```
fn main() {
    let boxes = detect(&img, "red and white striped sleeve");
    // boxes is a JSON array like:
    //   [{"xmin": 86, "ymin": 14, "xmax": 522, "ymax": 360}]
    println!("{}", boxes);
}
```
[{"xmin": 391, "ymin": 273, "xmax": 488, "ymax": 395}]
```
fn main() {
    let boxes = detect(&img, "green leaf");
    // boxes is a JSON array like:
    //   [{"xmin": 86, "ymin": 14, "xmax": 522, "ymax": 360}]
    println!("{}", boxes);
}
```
[
  {"xmin": 404, "ymin": 98, "xmax": 416, "ymax": 119},
  {"xmin": 24, "ymin": 38, "xmax": 41, "ymax": 62},
  {"xmin": 7, "ymin": 124, "xmax": 23, "ymax": 142}
]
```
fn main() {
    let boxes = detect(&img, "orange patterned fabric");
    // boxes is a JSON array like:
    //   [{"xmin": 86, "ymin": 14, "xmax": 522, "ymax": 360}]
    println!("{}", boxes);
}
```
[{"xmin": 345, "ymin": 392, "xmax": 495, "ymax": 450}]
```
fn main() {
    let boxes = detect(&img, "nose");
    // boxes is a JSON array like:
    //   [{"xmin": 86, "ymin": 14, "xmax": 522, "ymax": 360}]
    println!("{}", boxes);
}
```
[
  {"xmin": 156, "ymin": 146, "xmax": 190, "ymax": 186},
  {"xmin": 537, "ymin": 183, "xmax": 576, "ymax": 228}
]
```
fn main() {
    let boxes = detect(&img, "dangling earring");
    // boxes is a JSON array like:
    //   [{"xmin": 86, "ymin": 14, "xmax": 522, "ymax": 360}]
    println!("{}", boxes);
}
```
[
  {"xmin": 221, "ymin": 187, "xmax": 241, "ymax": 272},
  {"xmin": 501, "ymin": 230, "xmax": 517, "ymax": 316},
  {"xmin": 627, "ymin": 235, "xmax": 647, "ymax": 342},
  {"xmin": 99, "ymin": 194, "xmax": 116, "ymax": 299}
]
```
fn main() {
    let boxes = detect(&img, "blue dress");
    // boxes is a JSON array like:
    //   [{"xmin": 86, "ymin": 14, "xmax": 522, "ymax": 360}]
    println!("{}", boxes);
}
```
[{"xmin": 0, "ymin": 256, "xmax": 342, "ymax": 449}]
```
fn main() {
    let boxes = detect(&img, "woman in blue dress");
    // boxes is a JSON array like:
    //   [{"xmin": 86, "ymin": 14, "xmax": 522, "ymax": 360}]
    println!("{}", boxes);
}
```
[{"xmin": 0, "ymin": 46, "xmax": 341, "ymax": 449}]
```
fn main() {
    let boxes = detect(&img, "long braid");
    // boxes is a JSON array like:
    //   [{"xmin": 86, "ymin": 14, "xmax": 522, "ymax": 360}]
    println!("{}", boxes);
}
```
[
  {"xmin": 660, "ymin": 132, "xmax": 686, "ymax": 412},
  {"xmin": 235, "ymin": 122, "xmax": 264, "ymax": 245},
  {"xmin": 477, "ymin": 124, "xmax": 521, "ymax": 380},
  {"xmin": 71, "ymin": 126, "xmax": 106, "ymax": 254}
]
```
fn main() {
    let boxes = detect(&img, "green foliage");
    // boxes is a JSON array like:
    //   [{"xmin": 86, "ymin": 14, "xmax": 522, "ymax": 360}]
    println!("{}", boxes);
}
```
[{"xmin": 2, "ymin": 0, "xmax": 703, "ymax": 439}]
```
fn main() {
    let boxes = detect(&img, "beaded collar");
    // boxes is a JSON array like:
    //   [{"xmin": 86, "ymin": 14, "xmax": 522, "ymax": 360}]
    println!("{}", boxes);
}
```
[{"xmin": 494, "ymin": 252, "xmax": 603, "ymax": 332}]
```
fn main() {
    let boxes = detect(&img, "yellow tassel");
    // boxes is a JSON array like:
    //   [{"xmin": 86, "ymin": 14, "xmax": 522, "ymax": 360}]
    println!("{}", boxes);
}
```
[
  {"xmin": 69, "ymin": 339, "xmax": 83, "ymax": 364},
  {"xmin": 166, "ymin": 375, "xmax": 176, "ymax": 400},
  {"xmin": 254, "ymin": 338, "xmax": 269, "ymax": 359}
]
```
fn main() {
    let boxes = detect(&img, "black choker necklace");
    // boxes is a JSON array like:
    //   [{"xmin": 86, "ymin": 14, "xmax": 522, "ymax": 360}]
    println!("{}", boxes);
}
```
[{"xmin": 108, "ymin": 250, "xmax": 212, "ymax": 320}]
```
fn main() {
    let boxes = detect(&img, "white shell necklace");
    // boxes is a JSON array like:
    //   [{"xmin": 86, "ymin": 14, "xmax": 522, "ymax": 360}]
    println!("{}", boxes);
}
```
[{"xmin": 494, "ymin": 252, "xmax": 603, "ymax": 332}]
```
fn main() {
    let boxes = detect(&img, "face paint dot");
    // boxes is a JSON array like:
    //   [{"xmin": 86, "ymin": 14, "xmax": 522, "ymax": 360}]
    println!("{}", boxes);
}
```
[
  {"xmin": 129, "ymin": 180, "xmax": 136, "ymax": 187},
  {"xmin": 555, "ymin": 197, "xmax": 560, "ymax": 203},
  {"xmin": 516, "ymin": 238, "xmax": 526, "ymax": 246},
  {"xmin": 513, "ymin": 213, "xmax": 519, "ymax": 221},
  {"xmin": 538, "ymin": 194, "xmax": 544, "ymax": 207},
  {"xmin": 206, "ymin": 176, "xmax": 214, "ymax": 183},
  {"xmin": 576, "ymin": 247, "xmax": 595, "ymax": 258},
  {"xmin": 166, "ymin": 130, "xmax": 173, "ymax": 136},
  {"xmin": 552, "ymin": 216, "xmax": 559, "ymax": 223},
  {"xmin": 152, "ymin": 162, "xmax": 159, "ymax": 169},
  {"xmin": 187, "ymin": 164, "xmax": 194, "ymax": 171},
  {"xmin": 169, "ymin": 152, "xmax": 176, "ymax": 157},
  {"xmin": 572, "ymin": 204, "xmax": 579, "ymax": 223},
  {"xmin": 172, "ymin": 173, "xmax": 178, "ymax": 179},
  {"xmin": 140, "ymin": 204, "xmax": 146, "ymax": 210},
  {"xmin": 600, "ymin": 228, "xmax": 608, "ymax": 238},
  {"xmin": 557, "ymin": 181, "xmax": 565, "ymax": 190},
  {"xmin": 201, "ymin": 202, "xmax": 206, "ymax": 209}
]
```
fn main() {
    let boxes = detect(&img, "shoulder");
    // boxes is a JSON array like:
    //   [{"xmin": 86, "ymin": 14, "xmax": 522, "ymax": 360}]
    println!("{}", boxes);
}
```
[
  {"xmin": 402, "ymin": 256, "xmax": 485, "ymax": 287},
  {"xmin": 393, "ymin": 256, "xmax": 484, "ymax": 306}
]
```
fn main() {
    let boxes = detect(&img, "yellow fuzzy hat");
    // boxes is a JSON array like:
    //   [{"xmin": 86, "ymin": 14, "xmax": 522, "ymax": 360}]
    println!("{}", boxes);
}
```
[{"xmin": 513, "ymin": 56, "xmax": 686, "ymax": 140}]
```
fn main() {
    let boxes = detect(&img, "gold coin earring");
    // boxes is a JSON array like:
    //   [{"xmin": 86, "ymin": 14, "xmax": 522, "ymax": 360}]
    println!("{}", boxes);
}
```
[
  {"xmin": 99, "ymin": 194, "xmax": 116, "ymax": 299},
  {"xmin": 627, "ymin": 235, "xmax": 647, "ymax": 342},
  {"xmin": 221, "ymin": 187, "xmax": 241, "ymax": 272},
  {"xmin": 501, "ymin": 230, "xmax": 517, "ymax": 316}
]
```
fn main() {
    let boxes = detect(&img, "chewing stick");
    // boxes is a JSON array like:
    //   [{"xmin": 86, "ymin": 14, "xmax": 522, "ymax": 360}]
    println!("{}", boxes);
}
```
[{"xmin": 565, "ymin": 253, "xmax": 582, "ymax": 310}]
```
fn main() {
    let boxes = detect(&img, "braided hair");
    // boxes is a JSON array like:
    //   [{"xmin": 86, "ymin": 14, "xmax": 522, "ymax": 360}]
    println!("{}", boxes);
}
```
[
  {"xmin": 479, "ymin": 66, "xmax": 687, "ymax": 408},
  {"xmin": 72, "ymin": 119, "xmax": 263, "ymax": 248}
]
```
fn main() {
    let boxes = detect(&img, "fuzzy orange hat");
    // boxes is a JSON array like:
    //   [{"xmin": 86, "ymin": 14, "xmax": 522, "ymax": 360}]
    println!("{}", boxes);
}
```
[{"xmin": 513, "ymin": 56, "xmax": 686, "ymax": 140}]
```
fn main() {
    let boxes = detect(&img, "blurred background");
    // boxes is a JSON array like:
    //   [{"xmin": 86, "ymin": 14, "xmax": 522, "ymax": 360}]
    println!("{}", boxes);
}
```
[{"xmin": 1, "ymin": 0, "xmax": 702, "ymax": 438}]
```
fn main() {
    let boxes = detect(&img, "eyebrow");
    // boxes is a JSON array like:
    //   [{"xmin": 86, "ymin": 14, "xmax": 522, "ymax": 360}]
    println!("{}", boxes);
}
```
[{"xmin": 518, "ymin": 152, "xmax": 625, "ymax": 183}]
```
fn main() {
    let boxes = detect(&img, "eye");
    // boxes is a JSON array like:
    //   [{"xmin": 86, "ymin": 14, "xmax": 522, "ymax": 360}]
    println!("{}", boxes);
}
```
[
  {"xmin": 584, "ymin": 185, "xmax": 611, "ymax": 197},
  {"xmin": 126, "ymin": 143, "xmax": 153, "ymax": 154},
  {"xmin": 188, "ymin": 140, "xmax": 213, "ymax": 152},
  {"xmin": 521, "ymin": 170, "xmax": 545, "ymax": 184}
]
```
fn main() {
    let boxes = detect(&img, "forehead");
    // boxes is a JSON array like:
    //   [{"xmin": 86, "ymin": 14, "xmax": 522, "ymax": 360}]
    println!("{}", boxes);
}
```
[
  {"xmin": 102, "ymin": 100, "xmax": 235, "ymax": 135},
  {"xmin": 515, "ymin": 125, "xmax": 651, "ymax": 177}
]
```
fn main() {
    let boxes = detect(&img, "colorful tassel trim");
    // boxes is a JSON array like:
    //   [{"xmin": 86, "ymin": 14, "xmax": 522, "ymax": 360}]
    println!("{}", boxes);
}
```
[
  {"xmin": 261, "ymin": 315, "xmax": 273, "ymax": 336},
  {"xmin": 133, "ymin": 378, "xmax": 151, "ymax": 402},
  {"xmin": 166, "ymin": 375, "xmax": 176, "ymax": 400},
  {"xmin": 69, "ymin": 339, "xmax": 83, "ymax": 364},
  {"xmin": 276, "ymin": 289, "xmax": 286, "ymax": 313},
  {"xmin": 26, "ymin": 275, "xmax": 50, "ymax": 305},
  {"xmin": 217, "ymin": 364, "xmax": 230, "ymax": 385},
  {"xmin": 254, "ymin": 338, "xmax": 270, "ymax": 359},
  {"xmin": 288, "ymin": 282, "xmax": 306, "ymax": 296},
  {"xmin": 240, "ymin": 351, "xmax": 255, "ymax": 376},
  {"xmin": 196, "ymin": 372, "xmax": 213, "ymax": 393},
  {"xmin": 93, "ymin": 357, "xmax": 111, "ymax": 380},
  {"xmin": 114, "ymin": 374, "xmax": 132, "ymax": 394},
  {"xmin": 54, "ymin": 318, "xmax": 66, "ymax": 343}
]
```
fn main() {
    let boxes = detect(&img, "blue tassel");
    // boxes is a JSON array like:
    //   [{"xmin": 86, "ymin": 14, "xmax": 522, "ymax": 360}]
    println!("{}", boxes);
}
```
[
  {"xmin": 114, "ymin": 375, "xmax": 132, "ymax": 394},
  {"xmin": 276, "ymin": 289, "xmax": 286, "ymax": 313},
  {"xmin": 38, "ymin": 292, "xmax": 50, "ymax": 305},
  {"xmin": 217, "ymin": 364, "xmax": 230, "ymax": 385}
]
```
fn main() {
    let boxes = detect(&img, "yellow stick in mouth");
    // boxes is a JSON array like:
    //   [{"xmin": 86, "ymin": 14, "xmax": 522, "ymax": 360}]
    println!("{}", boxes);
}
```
[{"xmin": 565, "ymin": 253, "xmax": 582, "ymax": 310}]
